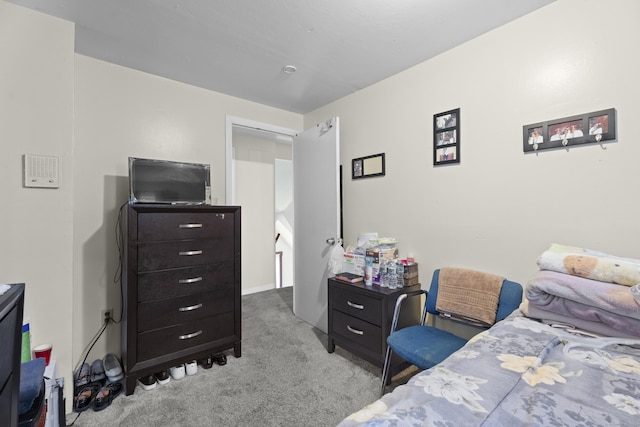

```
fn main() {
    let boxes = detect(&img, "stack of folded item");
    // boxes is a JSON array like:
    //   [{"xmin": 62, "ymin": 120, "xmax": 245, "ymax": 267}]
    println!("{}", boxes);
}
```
[{"xmin": 520, "ymin": 243, "xmax": 640, "ymax": 338}]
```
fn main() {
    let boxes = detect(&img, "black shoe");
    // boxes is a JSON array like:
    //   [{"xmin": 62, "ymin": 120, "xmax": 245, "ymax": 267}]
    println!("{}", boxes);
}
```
[
  {"xmin": 138, "ymin": 374, "xmax": 157, "ymax": 391},
  {"xmin": 213, "ymin": 353, "xmax": 227, "ymax": 366},
  {"xmin": 198, "ymin": 356, "xmax": 214, "ymax": 369},
  {"xmin": 154, "ymin": 370, "xmax": 170, "ymax": 385}
]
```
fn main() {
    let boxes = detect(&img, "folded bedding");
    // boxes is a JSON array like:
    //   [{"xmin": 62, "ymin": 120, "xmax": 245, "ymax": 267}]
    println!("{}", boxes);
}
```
[
  {"xmin": 521, "ymin": 270, "xmax": 640, "ymax": 338},
  {"xmin": 537, "ymin": 243, "xmax": 640, "ymax": 286}
]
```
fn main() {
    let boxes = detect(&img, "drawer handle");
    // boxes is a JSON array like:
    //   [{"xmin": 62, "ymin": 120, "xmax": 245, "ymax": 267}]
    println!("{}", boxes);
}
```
[
  {"xmin": 178, "ymin": 276, "xmax": 203, "ymax": 284},
  {"xmin": 179, "ymin": 303, "xmax": 203, "ymax": 312},
  {"xmin": 179, "ymin": 250, "xmax": 203, "ymax": 256},
  {"xmin": 179, "ymin": 330, "xmax": 203, "ymax": 340},
  {"xmin": 347, "ymin": 325, "xmax": 364, "ymax": 336},
  {"xmin": 347, "ymin": 300, "xmax": 364, "ymax": 310},
  {"xmin": 179, "ymin": 223, "xmax": 203, "ymax": 228}
]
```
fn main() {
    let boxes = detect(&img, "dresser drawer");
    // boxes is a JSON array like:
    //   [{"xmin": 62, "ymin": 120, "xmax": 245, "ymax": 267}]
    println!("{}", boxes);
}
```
[
  {"xmin": 137, "ymin": 312, "xmax": 235, "ymax": 361},
  {"xmin": 137, "ymin": 212, "xmax": 234, "ymax": 242},
  {"xmin": 137, "ymin": 238, "xmax": 234, "ymax": 271},
  {"xmin": 332, "ymin": 311, "xmax": 381, "ymax": 354},
  {"xmin": 331, "ymin": 286, "xmax": 382, "ymax": 326},
  {"xmin": 138, "ymin": 285, "xmax": 234, "ymax": 332},
  {"xmin": 137, "ymin": 263, "xmax": 235, "ymax": 302}
]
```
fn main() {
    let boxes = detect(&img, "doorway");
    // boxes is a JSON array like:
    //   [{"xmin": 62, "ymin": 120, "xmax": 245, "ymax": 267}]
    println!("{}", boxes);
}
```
[{"xmin": 226, "ymin": 116, "xmax": 297, "ymax": 295}]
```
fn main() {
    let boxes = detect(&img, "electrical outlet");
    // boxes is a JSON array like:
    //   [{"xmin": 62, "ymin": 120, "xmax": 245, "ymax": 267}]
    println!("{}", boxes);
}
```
[{"xmin": 102, "ymin": 309, "xmax": 113, "ymax": 325}]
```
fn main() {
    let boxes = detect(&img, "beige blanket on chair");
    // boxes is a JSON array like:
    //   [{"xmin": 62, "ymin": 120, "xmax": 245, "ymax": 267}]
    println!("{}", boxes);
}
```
[{"xmin": 436, "ymin": 267, "xmax": 504, "ymax": 327}]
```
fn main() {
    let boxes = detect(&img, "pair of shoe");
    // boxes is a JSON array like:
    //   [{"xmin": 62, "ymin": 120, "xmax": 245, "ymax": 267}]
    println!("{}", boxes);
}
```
[
  {"xmin": 197, "ymin": 353, "xmax": 226, "ymax": 369},
  {"xmin": 167, "ymin": 360, "xmax": 197, "ymax": 381},
  {"xmin": 169, "ymin": 361, "xmax": 197, "ymax": 379},
  {"xmin": 73, "ymin": 381, "xmax": 123, "ymax": 412},
  {"xmin": 74, "ymin": 359, "xmax": 106, "ymax": 393},
  {"xmin": 138, "ymin": 370, "xmax": 170, "ymax": 391}
]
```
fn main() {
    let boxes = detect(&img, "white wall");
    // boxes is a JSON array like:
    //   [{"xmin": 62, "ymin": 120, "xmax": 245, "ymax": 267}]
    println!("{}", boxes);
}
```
[
  {"xmin": 234, "ymin": 133, "xmax": 277, "ymax": 293},
  {"xmin": 234, "ymin": 134, "xmax": 294, "ymax": 294},
  {"xmin": 0, "ymin": 0, "xmax": 75, "ymax": 403},
  {"xmin": 2, "ymin": 0, "xmax": 302, "ymax": 413},
  {"xmin": 73, "ymin": 54, "xmax": 302, "ymax": 358},
  {"xmin": 275, "ymin": 156, "xmax": 294, "ymax": 288},
  {"xmin": 306, "ymin": 0, "xmax": 640, "ymax": 287}
]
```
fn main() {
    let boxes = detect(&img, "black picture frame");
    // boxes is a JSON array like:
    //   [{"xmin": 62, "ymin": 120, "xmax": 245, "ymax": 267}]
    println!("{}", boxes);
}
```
[
  {"xmin": 434, "ymin": 108, "xmax": 460, "ymax": 165},
  {"xmin": 352, "ymin": 153, "xmax": 385, "ymax": 179},
  {"xmin": 523, "ymin": 108, "xmax": 616, "ymax": 153}
]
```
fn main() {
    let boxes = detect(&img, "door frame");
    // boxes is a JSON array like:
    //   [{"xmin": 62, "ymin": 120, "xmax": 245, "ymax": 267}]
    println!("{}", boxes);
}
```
[
  {"xmin": 225, "ymin": 115, "xmax": 299, "ymax": 294},
  {"xmin": 225, "ymin": 115, "xmax": 298, "ymax": 205}
]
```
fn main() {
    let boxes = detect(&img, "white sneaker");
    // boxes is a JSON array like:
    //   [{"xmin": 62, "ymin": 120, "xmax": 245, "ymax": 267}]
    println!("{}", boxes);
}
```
[
  {"xmin": 170, "ymin": 364, "xmax": 185, "ymax": 380},
  {"xmin": 185, "ymin": 360, "xmax": 198, "ymax": 376}
]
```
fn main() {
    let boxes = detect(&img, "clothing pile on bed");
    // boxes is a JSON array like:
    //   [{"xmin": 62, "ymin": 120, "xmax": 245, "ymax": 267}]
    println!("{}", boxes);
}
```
[{"xmin": 520, "ymin": 243, "xmax": 640, "ymax": 338}]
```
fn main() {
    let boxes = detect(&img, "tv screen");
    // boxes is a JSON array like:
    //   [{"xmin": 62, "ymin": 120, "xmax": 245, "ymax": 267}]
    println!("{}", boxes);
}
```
[{"xmin": 128, "ymin": 157, "xmax": 211, "ymax": 204}]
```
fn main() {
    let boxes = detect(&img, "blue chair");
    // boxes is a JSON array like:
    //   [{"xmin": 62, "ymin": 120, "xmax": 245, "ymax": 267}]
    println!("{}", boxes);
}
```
[{"xmin": 381, "ymin": 268, "xmax": 523, "ymax": 395}]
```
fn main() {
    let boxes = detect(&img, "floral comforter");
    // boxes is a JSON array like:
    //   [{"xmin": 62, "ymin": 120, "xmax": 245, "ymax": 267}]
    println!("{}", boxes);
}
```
[{"xmin": 338, "ymin": 315, "xmax": 640, "ymax": 426}]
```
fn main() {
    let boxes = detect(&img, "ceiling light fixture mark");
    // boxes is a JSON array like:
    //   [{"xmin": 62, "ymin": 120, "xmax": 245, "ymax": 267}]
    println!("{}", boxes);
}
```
[{"xmin": 283, "ymin": 65, "xmax": 297, "ymax": 74}]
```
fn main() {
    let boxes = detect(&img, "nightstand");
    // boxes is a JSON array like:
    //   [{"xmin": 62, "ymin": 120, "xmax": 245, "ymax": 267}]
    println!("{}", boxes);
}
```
[{"xmin": 327, "ymin": 278, "xmax": 420, "ymax": 380}]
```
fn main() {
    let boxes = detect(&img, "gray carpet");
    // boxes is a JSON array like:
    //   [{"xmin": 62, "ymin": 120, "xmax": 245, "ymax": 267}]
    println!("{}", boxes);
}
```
[{"xmin": 67, "ymin": 287, "xmax": 384, "ymax": 426}]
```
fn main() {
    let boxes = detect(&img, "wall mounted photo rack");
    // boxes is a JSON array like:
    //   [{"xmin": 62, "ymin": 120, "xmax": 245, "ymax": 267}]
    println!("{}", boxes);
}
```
[{"xmin": 523, "ymin": 108, "xmax": 616, "ymax": 153}]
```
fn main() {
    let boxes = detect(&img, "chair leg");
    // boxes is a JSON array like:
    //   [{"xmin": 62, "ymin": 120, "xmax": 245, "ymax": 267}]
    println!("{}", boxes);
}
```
[{"xmin": 380, "ymin": 346, "xmax": 393, "ymax": 396}]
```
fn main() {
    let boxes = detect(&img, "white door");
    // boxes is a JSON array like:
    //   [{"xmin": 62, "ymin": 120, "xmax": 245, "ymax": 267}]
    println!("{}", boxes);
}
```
[{"xmin": 293, "ymin": 117, "xmax": 340, "ymax": 333}]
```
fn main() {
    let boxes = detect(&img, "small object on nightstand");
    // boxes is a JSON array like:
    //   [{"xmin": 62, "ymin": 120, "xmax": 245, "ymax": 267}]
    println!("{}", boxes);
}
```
[
  {"xmin": 364, "ymin": 256, "xmax": 373, "ymax": 286},
  {"xmin": 334, "ymin": 272, "xmax": 364, "ymax": 283}
]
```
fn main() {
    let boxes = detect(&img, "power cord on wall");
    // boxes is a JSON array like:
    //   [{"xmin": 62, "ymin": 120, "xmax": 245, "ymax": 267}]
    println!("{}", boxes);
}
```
[
  {"xmin": 68, "ymin": 201, "xmax": 128, "ymax": 426},
  {"xmin": 110, "ymin": 201, "xmax": 129, "ymax": 324}
]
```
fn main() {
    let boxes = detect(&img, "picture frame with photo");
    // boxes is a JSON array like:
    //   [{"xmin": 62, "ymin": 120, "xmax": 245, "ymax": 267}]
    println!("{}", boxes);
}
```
[
  {"xmin": 434, "ymin": 108, "xmax": 460, "ymax": 165},
  {"xmin": 352, "ymin": 153, "xmax": 385, "ymax": 179},
  {"xmin": 523, "ymin": 108, "xmax": 616, "ymax": 153}
]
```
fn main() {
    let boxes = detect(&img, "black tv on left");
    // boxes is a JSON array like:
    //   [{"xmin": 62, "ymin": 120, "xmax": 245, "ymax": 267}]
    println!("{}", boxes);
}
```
[{"xmin": 128, "ymin": 157, "xmax": 211, "ymax": 205}]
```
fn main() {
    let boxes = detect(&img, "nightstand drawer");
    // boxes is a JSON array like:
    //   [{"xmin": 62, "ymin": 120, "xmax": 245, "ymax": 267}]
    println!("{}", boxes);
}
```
[
  {"xmin": 332, "ymin": 286, "xmax": 382, "ymax": 326},
  {"xmin": 137, "ymin": 212, "xmax": 234, "ymax": 241},
  {"xmin": 137, "ymin": 238, "xmax": 234, "ymax": 271},
  {"xmin": 137, "ymin": 263, "xmax": 235, "ymax": 302},
  {"xmin": 137, "ymin": 285, "xmax": 234, "ymax": 332},
  {"xmin": 137, "ymin": 312, "xmax": 235, "ymax": 361},
  {"xmin": 332, "ymin": 311, "xmax": 381, "ymax": 353}
]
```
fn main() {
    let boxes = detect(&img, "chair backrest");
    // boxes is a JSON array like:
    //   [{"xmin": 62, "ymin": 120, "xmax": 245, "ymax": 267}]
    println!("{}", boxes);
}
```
[{"xmin": 425, "ymin": 268, "xmax": 523, "ymax": 324}]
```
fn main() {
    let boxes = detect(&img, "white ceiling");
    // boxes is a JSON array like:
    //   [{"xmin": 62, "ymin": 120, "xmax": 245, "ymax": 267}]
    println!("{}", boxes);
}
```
[{"xmin": 8, "ymin": 0, "xmax": 555, "ymax": 114}]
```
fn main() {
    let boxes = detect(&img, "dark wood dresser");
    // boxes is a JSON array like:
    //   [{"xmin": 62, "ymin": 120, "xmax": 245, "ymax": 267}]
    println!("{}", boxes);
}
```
[
  {"xmin": 122, "ymin": 204, "xmax": 241, "ymax": 395},
  {"xmin": 328, "ymin": 278, "xmax": 420, "ymax": 380}
]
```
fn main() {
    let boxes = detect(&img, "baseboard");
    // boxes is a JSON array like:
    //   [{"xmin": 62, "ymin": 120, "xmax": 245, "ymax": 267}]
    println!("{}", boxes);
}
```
[
  {"xmin": 241, "ymin": 283, "xmax": 293, "ymax": 296},
  {"xmin": 242, "ymin": 283, "xmax": 276, "ymax": 295}
]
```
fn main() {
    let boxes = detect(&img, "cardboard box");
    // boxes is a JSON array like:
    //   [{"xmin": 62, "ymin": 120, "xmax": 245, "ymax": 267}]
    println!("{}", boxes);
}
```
[
  {"xmin": 379, "ymin": 247, "xmax": 399, "ymax": 261},
  {"xmin": 342, "ymin": 253, "xmax": 365, "ymax": 275}
]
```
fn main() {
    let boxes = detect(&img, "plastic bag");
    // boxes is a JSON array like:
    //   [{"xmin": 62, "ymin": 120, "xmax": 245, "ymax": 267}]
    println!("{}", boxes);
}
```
[{"xmin": 329, "ymin": 242, "xmax": 345, "ymax": 274}]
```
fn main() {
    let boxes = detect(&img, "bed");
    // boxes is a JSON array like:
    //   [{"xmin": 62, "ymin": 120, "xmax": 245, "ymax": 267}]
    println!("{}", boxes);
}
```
[{"xmin": 338, "ymin": 245, "xmax": 640, "ymax": 426}]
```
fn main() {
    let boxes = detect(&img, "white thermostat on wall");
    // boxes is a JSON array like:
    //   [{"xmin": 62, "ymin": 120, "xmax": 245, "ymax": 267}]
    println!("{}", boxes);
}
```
[{"xmin": 23, "ymin": 154, "xmax": 60, "ymax": 188}]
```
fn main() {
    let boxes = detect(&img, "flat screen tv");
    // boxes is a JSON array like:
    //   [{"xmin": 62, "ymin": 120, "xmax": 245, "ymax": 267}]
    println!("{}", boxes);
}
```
[{"xmin": 128, "ymin": 157, "xmax": 211, "ymax": 204}]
